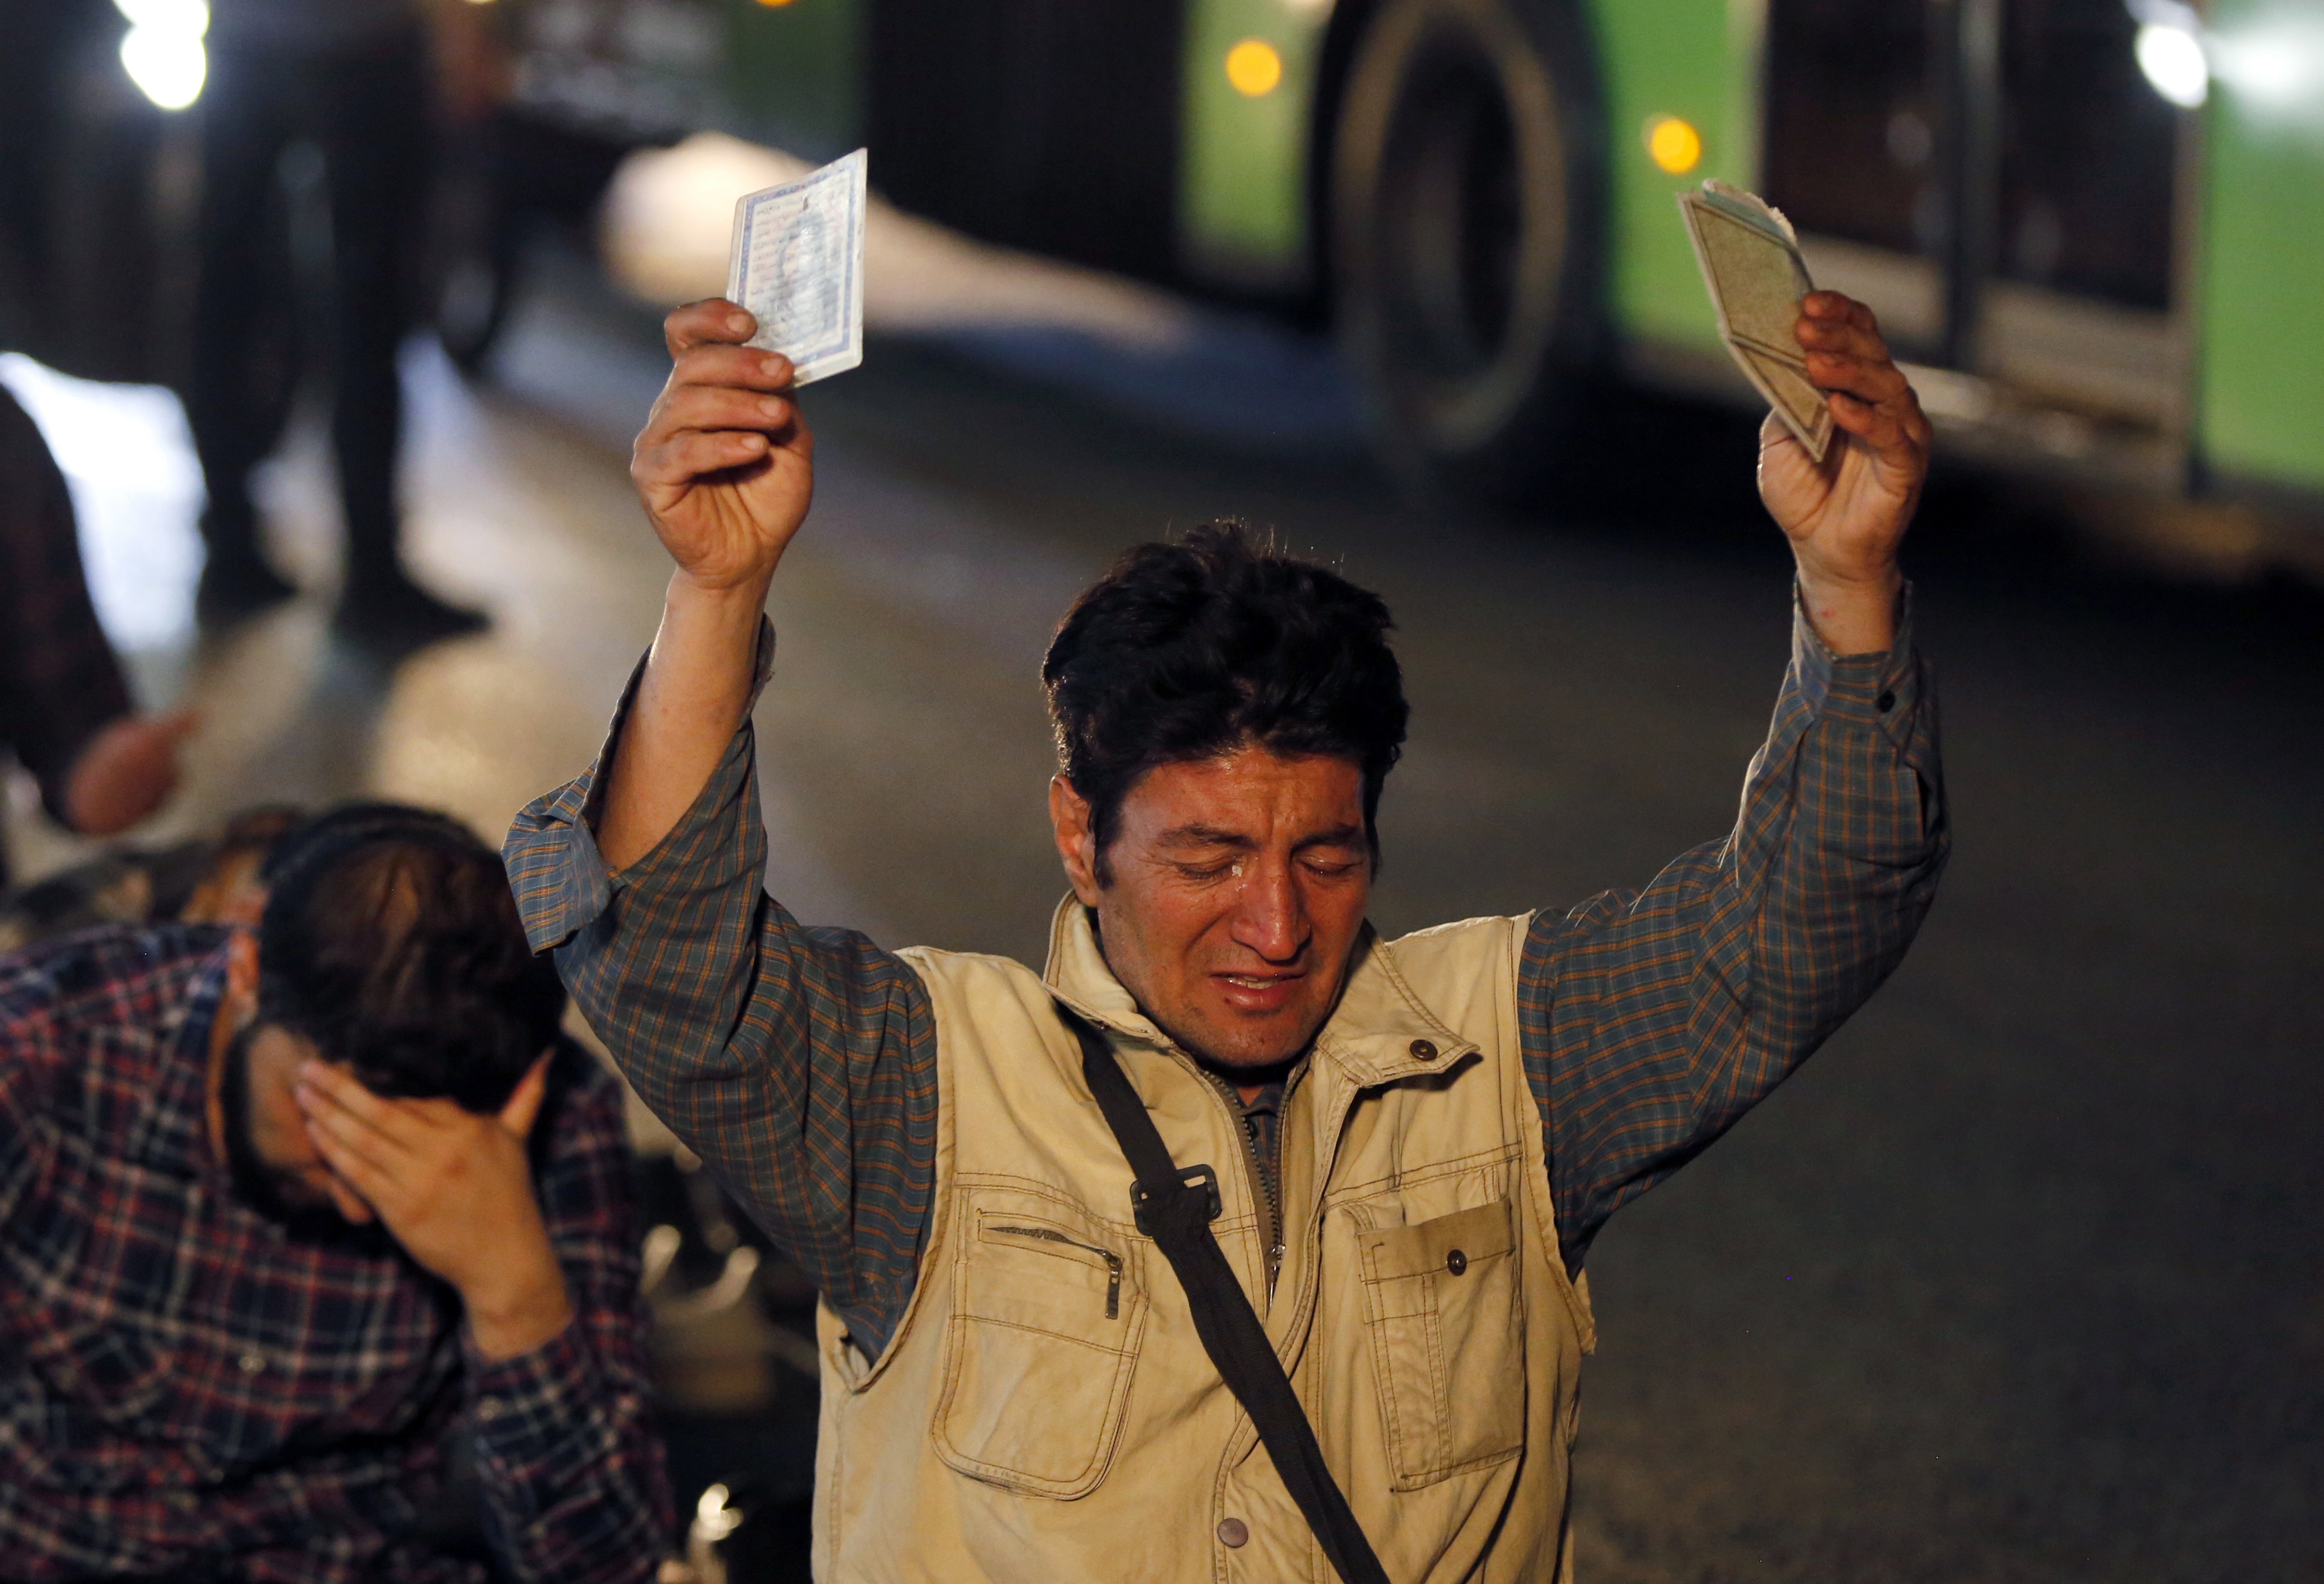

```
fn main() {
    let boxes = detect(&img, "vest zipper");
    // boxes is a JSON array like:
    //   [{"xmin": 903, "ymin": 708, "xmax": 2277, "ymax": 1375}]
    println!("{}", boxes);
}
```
[
  {"xmin": 1202, "ymin": 1071, "xmax": 1289, "ymax": 1301},
  {"xmin": 987, "ymin": 1224, "xmax": 1122, "ymax": 1318},
  {"xmin": 1268, "ymin": 1064, "xmax": 1308, "ymax": 1298},
  {"xmin": 1243, "ymin": 1109, "xmax": 1283, "ymax": 1298}
]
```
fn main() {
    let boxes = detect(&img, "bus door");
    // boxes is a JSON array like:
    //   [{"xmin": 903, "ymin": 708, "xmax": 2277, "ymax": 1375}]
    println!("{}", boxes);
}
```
[{"xmin": 1761, "ymin": 0, "xmax": 2191, "ymax": 480}]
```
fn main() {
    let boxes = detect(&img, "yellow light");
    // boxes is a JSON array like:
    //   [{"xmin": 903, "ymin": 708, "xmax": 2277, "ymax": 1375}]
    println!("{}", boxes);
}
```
[
  {"xmin": 755, "ymin": 0, "xmax": 797, "ymax": 8},
  {"xmin": 1644, "ymin": 115, "xmax": 1702, "ymax": 174},
  {"xmin": 1225, "ymin": 39, "xmax": 1283, "ymax": 98}
]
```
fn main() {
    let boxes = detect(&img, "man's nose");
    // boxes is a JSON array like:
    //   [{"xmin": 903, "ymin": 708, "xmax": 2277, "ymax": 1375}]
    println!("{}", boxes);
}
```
[{"xmin": 1229, "ymin": 859, "xmax": 1308, "ymax": 963}]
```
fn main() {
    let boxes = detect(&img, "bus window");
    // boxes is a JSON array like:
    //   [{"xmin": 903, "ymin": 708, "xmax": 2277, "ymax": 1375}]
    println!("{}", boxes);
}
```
[
  {"xmin": 1761, "ymin": 0, "xmax": 1950, "ymax": 354},
  {"xmin": 1997, "ymin": 0, "xmax": 2178, "ymax": 310},
  {"xmin": 1763, "ymin": 0, "xmax": 1941, "ymax": 258}
]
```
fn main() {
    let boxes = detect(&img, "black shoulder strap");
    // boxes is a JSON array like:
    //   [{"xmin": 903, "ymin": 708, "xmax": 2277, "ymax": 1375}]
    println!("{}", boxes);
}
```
[{"xmin": 1058, "ymin": 1004, "xmax": 1392, "ymax": 1584}]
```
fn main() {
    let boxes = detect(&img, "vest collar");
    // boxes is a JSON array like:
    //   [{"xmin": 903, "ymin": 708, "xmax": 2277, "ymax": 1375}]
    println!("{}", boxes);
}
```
[
  {"xmin": 1042, "ymin": 895, "xmax": 1165, "ymax": 1044},
  {"xmin": 1039, "ymin": 896, "xmax": 1478, "ymax": 1090}
]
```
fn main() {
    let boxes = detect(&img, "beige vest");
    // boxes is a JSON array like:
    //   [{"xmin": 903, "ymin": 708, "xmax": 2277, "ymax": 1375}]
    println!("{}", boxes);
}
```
[{"xmin": 811, "ymin": 900, "xmax": 1595, "ymax": 1583}]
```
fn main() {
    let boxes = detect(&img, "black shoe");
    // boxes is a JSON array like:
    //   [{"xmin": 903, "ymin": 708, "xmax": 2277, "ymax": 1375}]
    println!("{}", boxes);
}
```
[
  {"xmin": 335, "ymin": 573, "xmax": 490, "ymax": 647},
  {"xmin": 196, "ymin": 552, "xmax": 301, "ymax": 625}
]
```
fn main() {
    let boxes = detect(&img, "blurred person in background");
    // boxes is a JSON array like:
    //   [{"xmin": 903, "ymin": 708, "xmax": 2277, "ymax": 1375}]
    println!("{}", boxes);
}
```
[
  {"xmin": 0, "ymin": 803, "xmax": 673, "ymax": 1581},
  {"xmin": 189, "ymin": 0, "xmax": 505, "ymax": 638},
  {"xmin": 0, "ymin": 383, "xmax": 190, "ymax": 891}
]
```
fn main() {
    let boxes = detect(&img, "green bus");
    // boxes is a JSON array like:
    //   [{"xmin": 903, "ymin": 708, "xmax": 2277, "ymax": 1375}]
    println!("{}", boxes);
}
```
[{"xmin": 512, "ymin": 0, "xmax": 2324, "ymax": 504}]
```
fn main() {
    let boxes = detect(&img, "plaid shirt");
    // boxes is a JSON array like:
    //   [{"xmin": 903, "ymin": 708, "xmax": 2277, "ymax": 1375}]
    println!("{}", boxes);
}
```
[
  {"xmin": 0, "ymin": 385, "xmax": 132, "ymax": 890},
  {"xmin": 0, "ymin": 926, "xmax": 672, "ymax": 1583},
  {"xmin": 509, "ymin": 597, "xmax": 1946, "ymax": 1358}
]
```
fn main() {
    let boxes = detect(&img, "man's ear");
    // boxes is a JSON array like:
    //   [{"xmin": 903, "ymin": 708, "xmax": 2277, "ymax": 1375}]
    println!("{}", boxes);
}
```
[
  {"xmin": 1047, "ymin": 775, "xmax": 1103, "ymax": 907},
  {"xmin": 224, "ymin": 928, "xmax": 260, "ymax": 1023}
]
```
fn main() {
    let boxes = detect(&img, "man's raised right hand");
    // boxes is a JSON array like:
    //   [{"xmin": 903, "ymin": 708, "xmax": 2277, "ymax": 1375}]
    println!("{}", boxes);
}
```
[
  {"xmin": 599, "ymin": 302, "xmax": 815, "ymax": 870},
  {"xmin": 630, "ymin": 299, "xmax": 815, "ymax": 594}
]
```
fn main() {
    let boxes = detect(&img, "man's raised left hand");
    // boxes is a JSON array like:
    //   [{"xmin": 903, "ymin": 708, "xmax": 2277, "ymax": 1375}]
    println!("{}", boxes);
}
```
[
  {"xmin": 1757, "ymin": 290, "xmax": 1931, "ymax": 655},
  {"xmin": 295, "ymin": 1054, "xmax": 573, "ymax": 1360}
]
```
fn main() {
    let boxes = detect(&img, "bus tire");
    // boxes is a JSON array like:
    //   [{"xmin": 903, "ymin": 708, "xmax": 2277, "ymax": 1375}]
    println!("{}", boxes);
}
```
[{"xmin": 1331, "ymin": 0, "xmax": 1601, "ymax": 506}]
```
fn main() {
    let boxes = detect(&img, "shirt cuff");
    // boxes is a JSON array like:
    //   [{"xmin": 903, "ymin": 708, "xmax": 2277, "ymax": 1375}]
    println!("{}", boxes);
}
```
[
  {"xmin": 464, "ymin": 1319, "xmax": 639, "ymax": 1517},
  {"xmin": 1790, "ymin": 582, "xmax": 1921, "ymax": 743},
  {"xmin": 504, "ymin": 617, "xmax": 776, "ymax": 953}
]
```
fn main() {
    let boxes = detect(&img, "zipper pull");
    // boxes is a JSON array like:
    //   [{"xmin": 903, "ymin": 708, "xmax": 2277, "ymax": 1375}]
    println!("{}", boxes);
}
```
[{"xmin": 989, "ymin": 1224, "xmax": 1122, "ymax": 1319}]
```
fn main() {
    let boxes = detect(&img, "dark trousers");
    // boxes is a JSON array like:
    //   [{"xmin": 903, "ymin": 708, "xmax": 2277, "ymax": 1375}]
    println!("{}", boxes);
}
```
[
  {"xmin": 0, "ymin": 0, "xmax": 91, "ymax": 327},
  {"xmin": 186, "ymin": 34, "xmax": 430, "ymax": 588}
]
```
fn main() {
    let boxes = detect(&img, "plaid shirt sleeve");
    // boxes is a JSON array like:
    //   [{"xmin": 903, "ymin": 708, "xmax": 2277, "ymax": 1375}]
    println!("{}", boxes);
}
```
[
  {"xmin": 1522, "ymin": 590, "xmax": 1949, "ymax": 1275},
  {"xmin": 463, "ymin": 1045, "xmax": 675, "ymax": 1584},
  {"xmin": 504, "ymin": 625, "xmax": 938, "ymax": 1360},
  {"xmin": 0, "ymin": 941, "xmax": 63, "ymax": 1238},
  {"xmin": 0, "ymin": 386, "xmax": 131, "ymax": 831}
]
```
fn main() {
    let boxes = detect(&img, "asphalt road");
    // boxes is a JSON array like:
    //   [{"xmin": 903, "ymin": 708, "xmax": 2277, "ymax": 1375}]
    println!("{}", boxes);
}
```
[{"xmin": 40, "ymin": 246, "xmax": 2318, "ymax": 1581}]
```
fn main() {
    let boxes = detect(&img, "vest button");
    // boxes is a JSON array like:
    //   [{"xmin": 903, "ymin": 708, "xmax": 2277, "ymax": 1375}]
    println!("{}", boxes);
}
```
[
  {"xmin": 1446, "ymin": 1248, "xmax": 1468, "ymax": 1276},
  {"xmin": 1408, "ymin": 1038, "xmax": 1438, "ymax": 1061},
  {"xmin": 1216, "ymin": 1518, "xmax": 1249, "ymax": 1548}
]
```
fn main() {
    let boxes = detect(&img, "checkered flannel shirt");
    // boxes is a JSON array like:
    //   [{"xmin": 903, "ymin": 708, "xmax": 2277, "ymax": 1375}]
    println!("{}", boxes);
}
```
[
  {"xmin": 0, "ymin": 385, "xmax": 131, "ymax": 891},
  {"xmin": 509, "ymin": 597, "xmax": 1946, "ymax": 1358},
  {"xmin": 0, "ymin": 926, "xmax": 672, "ymax": 1582}
]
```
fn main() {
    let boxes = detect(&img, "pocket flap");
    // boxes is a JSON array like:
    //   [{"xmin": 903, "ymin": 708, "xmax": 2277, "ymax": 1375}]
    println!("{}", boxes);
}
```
[{"xmin": 1357, "ymin": 1199, "xmax": 1515, "ymax": 1284}]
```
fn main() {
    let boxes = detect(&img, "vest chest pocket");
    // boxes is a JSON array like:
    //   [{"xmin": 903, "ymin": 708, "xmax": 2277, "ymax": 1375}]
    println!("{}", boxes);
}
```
[
  {"xmin": 1354, "ymin": 1198, "xmax": 1526, "ymax": 1489},
  {"xmin": 932, "ymin": 1204, "xmax": 1147, "ymax": 1498}
]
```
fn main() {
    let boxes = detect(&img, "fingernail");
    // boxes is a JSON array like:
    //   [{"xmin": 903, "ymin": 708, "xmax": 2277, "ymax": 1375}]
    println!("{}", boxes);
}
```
[
  {"xmin": 742, "ymin": 433, "xmax": 767, "ymax": 450},
  {"xmin": 727, "ymin": 311, "xmax": 751, "ymax": 333},
  {"xmin": 759, "ymin": 396, "xmax": 788, "ymax": 418}
]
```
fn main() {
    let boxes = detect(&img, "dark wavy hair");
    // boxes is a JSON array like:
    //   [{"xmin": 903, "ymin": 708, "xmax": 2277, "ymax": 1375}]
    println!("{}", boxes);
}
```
[
  {"xmin": 255, "ymin": 804, "xmax": 565, "ymax": 1113},
  {"xmin": 1041, "ymin": 522, "xmax": 1408, "ymax": 883}
]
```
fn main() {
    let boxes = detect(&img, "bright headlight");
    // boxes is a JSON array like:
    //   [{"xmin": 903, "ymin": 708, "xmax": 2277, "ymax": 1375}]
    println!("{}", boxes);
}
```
[
  {"xmin": 114, "ymin": 0, "xmax": 209, "ymax": 111},
  {"xmin": 2135, "ymin": 20, "xmax": 2210, "ymax": 107}
]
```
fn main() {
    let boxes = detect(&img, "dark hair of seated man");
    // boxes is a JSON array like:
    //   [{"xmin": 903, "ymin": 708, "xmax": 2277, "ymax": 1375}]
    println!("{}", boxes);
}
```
[{"xmin": 256, "ymin": 804, "xmax": 567, "ymax": 1112}]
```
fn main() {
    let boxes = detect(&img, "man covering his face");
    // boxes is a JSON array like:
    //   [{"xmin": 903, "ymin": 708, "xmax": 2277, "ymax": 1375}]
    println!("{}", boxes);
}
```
[{"xmin": 0, "ymin": 805, "xmax": 670, "ymax": 1581}]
